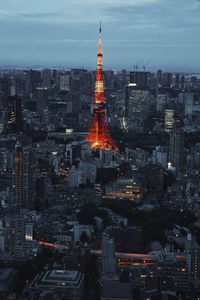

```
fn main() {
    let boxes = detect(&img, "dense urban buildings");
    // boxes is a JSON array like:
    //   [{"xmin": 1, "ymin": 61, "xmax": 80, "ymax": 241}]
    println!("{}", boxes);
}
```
[{"xmin": 0, "ymin": 26, "xmax": 200, "ymax": 300}]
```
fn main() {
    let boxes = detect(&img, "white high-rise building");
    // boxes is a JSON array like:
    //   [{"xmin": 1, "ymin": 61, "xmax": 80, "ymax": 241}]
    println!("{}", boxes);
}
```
[
  {"xmin": 68, "ymin": 166, "xmax": 85, "ymax": 188},
  {"xmin": 153, "ymin": 146, "xmax": 168, "ymax": 168},
  {"xmin": 25, "ymin": 223, "xmax": 33, "ymax": 241},
  {"xmin": 184, "ymin": 93, "xmax": 193, "ymax": 116},
  {"xmin": 60, "ymin": 75, "xmax": 70, "ymax": 91},
  {"xmin": 157, "ymin": 94, "xmax": 167, "ymax": 113},
  {"xmin": 164, "ymin": 109, "xmax": 174, "ymax": 133},
  {"xmin": 79, "ymin": 161, "xmax": 97, "ymax": 183}
]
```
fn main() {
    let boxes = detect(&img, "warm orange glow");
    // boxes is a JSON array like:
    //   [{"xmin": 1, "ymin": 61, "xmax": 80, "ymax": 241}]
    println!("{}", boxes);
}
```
[
  {"xmin": 38, "ymin": 241, "xmax": 69, "ymax": 250},
  {"xmin": 86, "ymin": 25, "xmax": 119, "ymax": 152}
]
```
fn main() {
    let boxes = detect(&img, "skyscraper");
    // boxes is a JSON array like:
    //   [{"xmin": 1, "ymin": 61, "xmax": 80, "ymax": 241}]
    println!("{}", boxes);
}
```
[
  {"xmin": 164, "ymin": 109, "xmax": 174, "ymax": 133},
  {"xmin": 130, "ymin": 71, "xmax": 149, "ymax": 90},
  {"xmin": 181, "ymin": 75, "xmax": 185, "ymax": 89},
  {"xmin": 7, "ymin": 95, "xmax": 23, "ymax": 132},
  {"xmin": 162, "ymin": 72, "xmax": 172, "ymax": 87},
  {"xmin": 175, "ymin": 73, "xmax": 180, "ymax": 88},
  {"xmin": 13, "ymin": 143, "xmax": 23, "ymax": 207},
  {"xmin": 185, "ymin": 233, "xmax": 200, "ymax": 285},
  {"xmin": 183, "ymin": 92, "xmax": 193, "ymax": 116},
  {"xmin": 102, "ymin": 233, "xmax": 116, "ymax": 279},
  {"xmin": 87, "ymin": 25, "xmax": 118, "ymax": 151},
  {"xmin": 41, "ymin": 68, "xmax": 51, "ymax": 88},
  {"xmin": 13, "ymin": 143, "xmax": 35, "ymax": 208},
  {"xmin": 0, "ymin": 77, "xmax": 11, "ymax": 107},
  {"xmin": 14, "ymin": 78, "xmax": 26, "ymax": 98},
  {"xmin": 24, "ymin": 69, "xmax": 41, "ymax": 96},
  {"xmin": 125, "ymin": 82, "xmax": 150, "ymax": 132},
  {"xmin": 60, "ymin": 74, "xmax": 71, "ymax": 91},
  {"xmin": 22, "ymin": 146, "xmax": 35, "ymax": 208},
  {"xmin": 169, "ymin": 129, "xmax": 184, "ymax": 174},
  {"xmin": 71, "ymin": 76, "xmax": 81, "ymax": 113}
]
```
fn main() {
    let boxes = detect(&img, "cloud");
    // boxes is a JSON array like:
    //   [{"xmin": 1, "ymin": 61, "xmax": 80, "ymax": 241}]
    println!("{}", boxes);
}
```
[
  {"xmin": 18, "ymin": 12, "xmax": 61, "ymax": 18},
  {"xmin": 0, "ymin": 10, "xmax": 65, "ymax": 21},
  {"xmin": 0, "ymin": 0, "xmax": 199, "ymax": 69},
  {"xmin": 0, "ymin": 0, "xmax": 159, "ymax": 23},
  {"xmin": 73, "ymin": 0, "xmax": 158, "ymax": 5}
]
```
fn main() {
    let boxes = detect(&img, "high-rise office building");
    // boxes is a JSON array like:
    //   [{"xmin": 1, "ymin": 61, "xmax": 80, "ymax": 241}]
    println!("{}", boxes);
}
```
[
  {"xmin": 125, "ymin": 83, "xmax": 150, "ymax": 132},
  {"xmin": 175, "ymin": 73, "xmax": 180, "ymax": 88},
  {"xmin": 66, "ymin": 142, "xmax": 81, "ymax": 166},
  {"xmin": 5, "ymin": 214, "xmax": 37, "ymax": 257},
  {"xmin": 22, "ymin": 146, "xmax": 36, "ymax": 208},
  {"xmin": 80, "ymin": 71, "xmax": 94, "ymax": 96},
  {"xmin": 41, "ymin": 68, "xmax": 51, "ymax": 88},
  {"xmin": 8, "ymin": 215, "xmax": 25, "ymax": 256},
  {"xmin": 71, "ymin": 77, "xmax": 81, "ymax": 113},
  {"xmin": 68, "ymin": 166, "xmax": 85, "ymax": 188},
  {"xmin": 162, "ymin": 72, "xmax": 172, "ymax": 87},
  {"xmin": 164, "ymin": 109, "xmax": 174, "ymax": 133},
  {"xmin": 13, "ymin": 143, "xmax": 35, "ymax": 208},
  {"xmin": 102, "ymin": 233, "xmax": 116, "ymax": 279},
  {"xmin": 153, "ymin": 146, "xmax": 168, "ymax": 168},
  {"xmin": 79, "ymin": 161, "xmax": 97, "ymax": 184},
  {"xmin": 183, "ymin": 92, "xmax": 193, "ymax": 116},
  {"xmin": 14, "ymin": 78, "xmax": 26, "ymax": 98},
  {"xmin": 185, "ymin": 233, "xmax": 200, "ymax": 284},
  {"xmin": 7, "ymin": 95, "xmax": 23, "ymax": 132},
  {"xmin": 169, "ymin": 129, "xmax": 184, "ymax": 174},
  {"xmin": 60, "ymin": 74, "xmax": 71, "ymax": 91},
  {"xmin": 181, "ymin": 75, "xmax": 185, "ymax": 89},
  {"xmin": 130, "ymin": 71, "xmax": 149, "ymax": 90},
  {"xmin": 157, "ymin": 93, "xmax": 167, "ymax": 113},
  {"xmin": 24, "ymin": 69, "xmax": 41, "ymax": 96},
  {"xmin": 157, "ymin": 69, "xmax": 163, "ymax": 86},
  {"xmin": 13, "ymin": 143, "xmax": 23, "ymax": 207},
  {"xmin": 187, "ymin": 143, "xmax": 200, "ymax": 172},
  {"xmin": 0, "ymin": 77, "xmax": 11, "ymax": 107}
]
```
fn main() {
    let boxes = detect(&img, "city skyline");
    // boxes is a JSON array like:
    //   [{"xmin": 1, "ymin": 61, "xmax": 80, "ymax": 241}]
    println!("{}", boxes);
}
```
[
  {"xmin": 0, "ymin": 0, "xmax": 200, "ymax": 71},
  {"xmin": 1, "ymin": 2, "xmax": 200, "ymax": 295}
]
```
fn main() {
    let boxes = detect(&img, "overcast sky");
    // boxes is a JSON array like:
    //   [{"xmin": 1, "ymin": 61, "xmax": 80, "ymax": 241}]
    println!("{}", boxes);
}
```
[{"xmin": 0, "ymin": 0, "xmax": 200, "ymax": 71}]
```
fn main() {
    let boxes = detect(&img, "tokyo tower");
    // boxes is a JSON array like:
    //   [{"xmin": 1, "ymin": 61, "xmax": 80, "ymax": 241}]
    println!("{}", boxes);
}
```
[{"xmin": 86, "ymin": 24, "xmax": 119, "ymax": 152}]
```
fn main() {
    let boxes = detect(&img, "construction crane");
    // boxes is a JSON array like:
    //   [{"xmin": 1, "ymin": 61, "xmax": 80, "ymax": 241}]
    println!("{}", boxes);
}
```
[
  {"xmin": 133, "ymin": 59, "xmax": 144, "ymax": 71},
  {"xmin": 143, "ymin": 60, "xmax": 151, "ymax": 71}
]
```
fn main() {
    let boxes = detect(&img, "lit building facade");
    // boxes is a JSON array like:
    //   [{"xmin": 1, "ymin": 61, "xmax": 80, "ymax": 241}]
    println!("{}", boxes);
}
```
[
  {"xmin": 13, "ymin": 143, "xmax": 35, "ymax": 208},
  {"xmin": 164, "ymin": 109, "xmax": 174, "ymax": 133}
]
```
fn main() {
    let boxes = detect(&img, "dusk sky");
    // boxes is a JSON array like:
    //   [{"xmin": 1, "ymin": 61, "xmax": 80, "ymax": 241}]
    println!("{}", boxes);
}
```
[{"xmin": 0, "ymin": 0, "xmax": 200, "ymax": 71}]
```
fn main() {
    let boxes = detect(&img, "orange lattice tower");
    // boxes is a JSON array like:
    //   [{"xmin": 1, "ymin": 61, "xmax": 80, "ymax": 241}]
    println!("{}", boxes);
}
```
[{"xmin": 87, "ymin": 24, "xmax": 119, "ymax": 151}]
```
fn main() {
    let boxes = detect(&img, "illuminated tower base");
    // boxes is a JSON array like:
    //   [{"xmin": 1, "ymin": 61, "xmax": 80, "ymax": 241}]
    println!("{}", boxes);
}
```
[{"xmin": 87, "ymin": 110, "xmax": 118, "ymax": 151}]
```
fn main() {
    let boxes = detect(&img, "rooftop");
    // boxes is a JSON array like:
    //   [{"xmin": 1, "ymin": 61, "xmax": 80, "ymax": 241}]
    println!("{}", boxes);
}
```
[
  {"xmin": 101, "ymin": 281, "xmax": 133, "ymax": 300},
  {"xmin": 30, "ymin": 269, "xmax": 84, "ymax": 290}
]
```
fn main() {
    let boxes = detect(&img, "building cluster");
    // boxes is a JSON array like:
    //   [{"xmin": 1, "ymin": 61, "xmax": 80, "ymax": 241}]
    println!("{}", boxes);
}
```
[
  {"xmin": 100, "ymin": 230, "xmax": 200, "ymax": 300},
  {"xmin": 0, "ymin": 65, "xmax": 200, "ymax": 299},
  {"xmin": 1, "ymin": 28, "xmax": 200, "ymax": 299}
]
